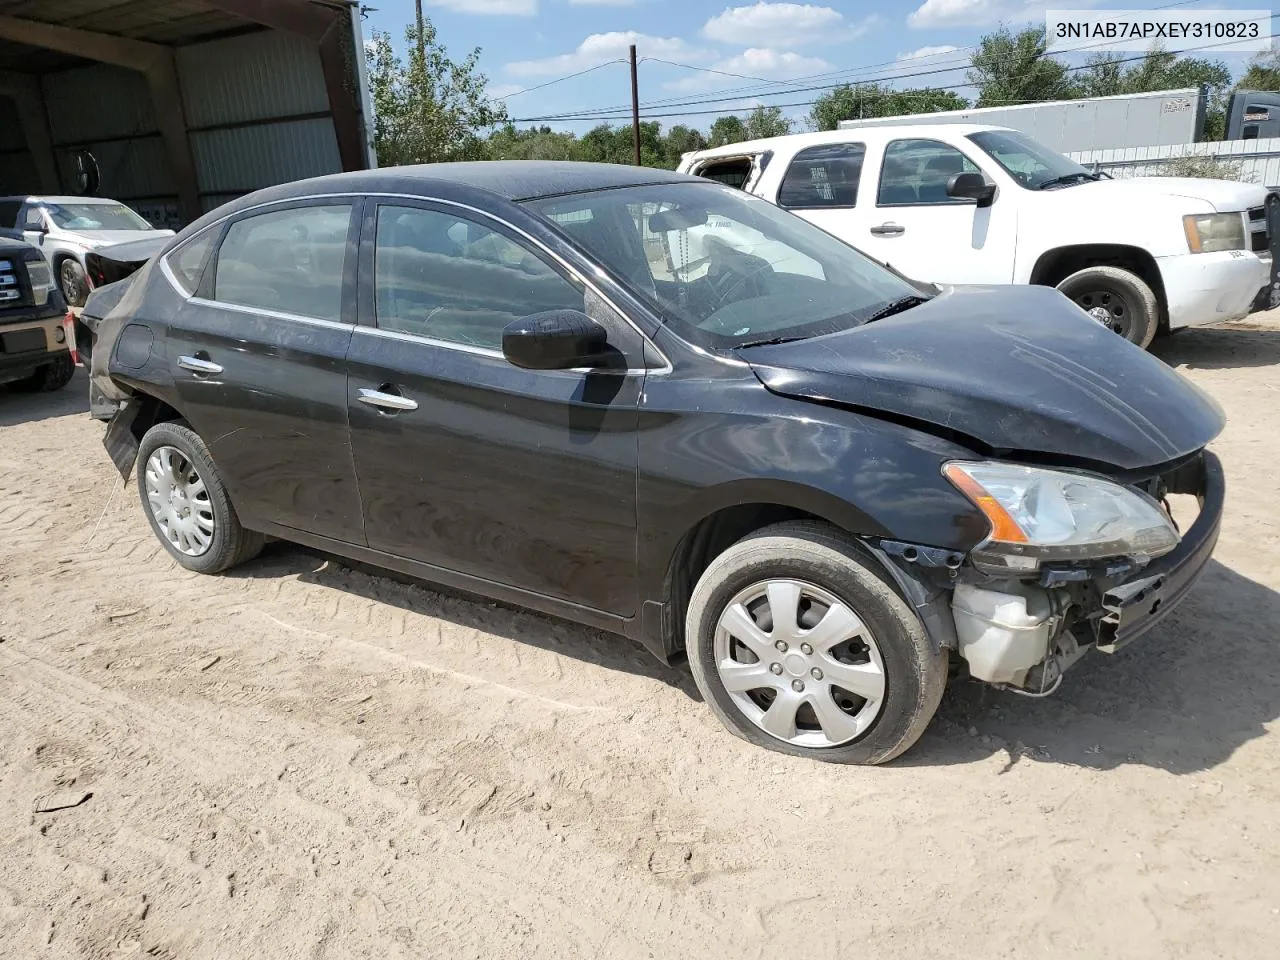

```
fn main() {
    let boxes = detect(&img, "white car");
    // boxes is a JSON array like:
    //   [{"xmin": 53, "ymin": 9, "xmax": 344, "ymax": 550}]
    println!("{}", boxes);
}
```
[
  {"xmin": 678, "ymin": 124, "xmax": 1272, "ymax": 347},
  {"xmin": 0, "ymin": 195, "xmax": 174, "ymax": 308}
]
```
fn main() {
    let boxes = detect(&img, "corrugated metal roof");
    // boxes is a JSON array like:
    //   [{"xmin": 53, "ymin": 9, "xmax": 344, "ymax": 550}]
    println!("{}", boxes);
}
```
[{"xmin": 178, "ymin": 30, "xmax": 329, "ymax": 129}]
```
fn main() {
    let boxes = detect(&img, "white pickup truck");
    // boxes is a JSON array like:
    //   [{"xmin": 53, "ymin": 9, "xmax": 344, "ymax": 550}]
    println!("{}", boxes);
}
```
[{"xmin": 678, "ymin": 124, "xmax": 1273, "ymax": 347}]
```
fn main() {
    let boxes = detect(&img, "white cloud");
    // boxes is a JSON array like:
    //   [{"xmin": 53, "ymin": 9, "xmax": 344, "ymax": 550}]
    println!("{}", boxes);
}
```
[
  {"xmin": 665, "ymin": 48, "xmax": 831, "ymax": 92},
  {"xmin": 429, "ymin": 0, "xmax": 536, "ymax": 14},
  {"xmin": 897, "ymin": 44, "xmax": 960, "ymax": 61},
  {"xmin": 906, "ymin": 0, "xmax": 1094, "ymax": 29},
  {"xmin": 486, "ymin": 83, "xmax": 526, "ymax": 100},
  {"xmin": 703, "ymin": 3, "xmax": 878, "ymax": 48},
  {"xmin": 506, "ymin": 32, "xmax": 714, "ymax": 76},
  {"xmin": 567, "ymin": 0, "xmax": 637, "ymax": 5}
]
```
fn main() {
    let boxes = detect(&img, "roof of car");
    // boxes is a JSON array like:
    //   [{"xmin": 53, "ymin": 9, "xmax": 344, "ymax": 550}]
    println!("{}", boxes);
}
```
[
  {"xmin": 684, "ymin": 123, "xmax": 1015, "ymax": 161},
  {"xmin": 0, "ymin": 195, "xmax": 123, "ymax": 204},
  {"xmin": 264, "ymin": 161, "xmax": 698, "ymax": 204}
]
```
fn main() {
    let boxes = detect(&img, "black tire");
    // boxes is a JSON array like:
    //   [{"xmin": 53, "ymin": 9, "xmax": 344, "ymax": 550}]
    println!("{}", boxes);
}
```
[
  {"xmin": 1057, "ymin": 265, "xmax": 1160, "ymax": 349},
  {"xmin": 58, "ymin": 257, "xmax": 89, "ymax": 308},
  {"xmin": 9, "ymin": 352, "xmax": 75, "ymax": 392},
  {"xmin": 685, "ymin": 520, "xmax": 948, "ymax": 764},
  {"xmin": 136, "ymin": 420, "xmax": 264, "ymax": 574}
]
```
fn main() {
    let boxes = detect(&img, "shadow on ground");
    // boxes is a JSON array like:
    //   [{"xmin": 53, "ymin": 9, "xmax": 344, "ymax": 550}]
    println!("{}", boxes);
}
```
[
  {"xmin": 228, "ymin": 542, "xmax": 701, "ymax": 700},
  {"xmin": 0, "ymin": 368, "xmax": 88, "ymax": 427},
  {"xmin": 905, "ymin": 559, "xmax": 1280, "ymax": 775},
  {"xmin": 1152, "ymin": 321, "xmax": 1280, "ymax": 370}
]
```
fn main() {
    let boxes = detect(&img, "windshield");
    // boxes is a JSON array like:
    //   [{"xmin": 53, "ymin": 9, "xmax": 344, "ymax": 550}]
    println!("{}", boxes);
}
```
[
  {"xmin": 525, "ymin": 181, "xmax": 920, "ymax": 349},
  {"xmin": 44, "ymin": 201, "xmax": 152, "ymax": 231},
  {"xmin": 967, "ymin": 130, "xmax": 1095, "ymax": 190}
]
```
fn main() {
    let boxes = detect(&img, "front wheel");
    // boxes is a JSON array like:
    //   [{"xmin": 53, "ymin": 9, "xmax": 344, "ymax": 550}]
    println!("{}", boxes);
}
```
[
  {"xmin": 1057, "ymin": 265, "xmax": 1160, "ymax": 349},
  {"xmin": 685, "ymin": 521, "xmax": 948, "ymax": 764},
  {"xmin": 59, "ymin": 257, "xmax": 89, "ymax": 308},
  {"xmin": 9, "ymin": 353, "xmax": 74, "ymax": 392}
]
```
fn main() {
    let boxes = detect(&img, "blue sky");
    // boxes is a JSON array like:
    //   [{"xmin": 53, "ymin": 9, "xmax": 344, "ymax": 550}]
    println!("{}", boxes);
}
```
[{"xmin": 361, "ymin": 1, "xmax": 1270, "ymax": 132}]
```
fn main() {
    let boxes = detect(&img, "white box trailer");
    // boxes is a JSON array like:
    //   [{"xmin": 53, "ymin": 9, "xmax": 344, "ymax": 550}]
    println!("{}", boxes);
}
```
[{"xmin": 838, "ymin": 88, "xmax": 1205, "ymax": 154}]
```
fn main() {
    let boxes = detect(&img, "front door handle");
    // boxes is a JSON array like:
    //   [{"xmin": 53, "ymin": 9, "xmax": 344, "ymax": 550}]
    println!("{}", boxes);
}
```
[
  {"xmin": 357, "ymin": 387, "xmax": 418, "ymax": 412},
  {"xmin": 177, "ymin": 355, "xmax": 223, "ymax": 375},
  {"xmin": 870, "ymin": 222, "xmax": 905, "ymax": 237}
]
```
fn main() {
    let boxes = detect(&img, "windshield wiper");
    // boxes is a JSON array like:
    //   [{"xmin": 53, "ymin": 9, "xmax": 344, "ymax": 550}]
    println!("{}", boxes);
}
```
[
  {"xmin": 1037, "ymin": 172, "xmax": 1099, "ymax": 190},
  {"xmin": 863, "ymin": 294, "xmax": 930, "ymax": 324},
  {"xmin": 737, "ymin": 334, "xmax": 807, "ymax": 348}
]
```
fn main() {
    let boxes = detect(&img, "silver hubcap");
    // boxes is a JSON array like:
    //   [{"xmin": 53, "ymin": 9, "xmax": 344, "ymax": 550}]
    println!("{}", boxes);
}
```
[
  {"xmin": 144, "ymin": 445, "xmax": 215, "ymax": 556},
  {"xmin": 714, "ymin": 579, "xmax": 886, "ymax": 748}
]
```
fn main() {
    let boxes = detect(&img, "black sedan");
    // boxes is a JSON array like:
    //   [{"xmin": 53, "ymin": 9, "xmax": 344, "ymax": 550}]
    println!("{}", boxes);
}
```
[{"xmin": 86, "ymin": 161, "xmax": 1224, "ymax": 763}]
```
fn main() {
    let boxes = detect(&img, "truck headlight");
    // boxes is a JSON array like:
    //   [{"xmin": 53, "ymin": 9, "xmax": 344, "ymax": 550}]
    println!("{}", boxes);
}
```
[
  {"xmin": 944, "ymin": 461, "xmax": 1178, "ymax": 570},
  {"xmin": 26, "ymin": 259, "xmax": 54, "ymax": 306},
  {"xmin": 1183, "ymin": 213, "xmax": 1246, "ymax": 254}
]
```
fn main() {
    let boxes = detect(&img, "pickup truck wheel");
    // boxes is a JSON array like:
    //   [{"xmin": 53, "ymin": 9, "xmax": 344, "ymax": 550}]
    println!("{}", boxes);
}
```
[
  {"xmin": 1057, "ymin": 266, "xmax": 1159, "ymax": 349},
  {"xmin": 9, "ymin": 353, "xmax": 75, "ymax": 392},
  {"xmin": 685, "ymin": 520, "xmax": 948, "ymax": 764},
  {"xmin": 58, "ymin": 257, "xmax": 89, "ymax": 308},
  {"xmin": 137, "ymin": 421, "xmax": 264, "ymax": 574}
]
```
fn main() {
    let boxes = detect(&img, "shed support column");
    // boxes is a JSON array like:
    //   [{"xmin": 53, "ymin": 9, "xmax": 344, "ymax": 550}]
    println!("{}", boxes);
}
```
[
  {"xmin": 146, "ymin": 53, "xmax": 200, "ymax": 222},
  {"xmin": 318, "ymin": 20, "xmax": 365, "ymax": 172},
  {"xmin": 0, "ymin": 72, "xmax": 58, "ymax": 193}
]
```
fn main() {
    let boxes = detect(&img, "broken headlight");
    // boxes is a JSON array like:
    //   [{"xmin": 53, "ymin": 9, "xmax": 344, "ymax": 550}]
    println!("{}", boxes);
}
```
[{"xmin": 944, "ymin": 461, "xmax": 1178, "ymax": 572}]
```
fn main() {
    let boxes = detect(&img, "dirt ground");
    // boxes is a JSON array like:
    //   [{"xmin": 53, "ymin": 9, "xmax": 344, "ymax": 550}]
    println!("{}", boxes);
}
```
[{"xmin": 1, "ymin": 314, "xmax": 1278, "ymax": 960}]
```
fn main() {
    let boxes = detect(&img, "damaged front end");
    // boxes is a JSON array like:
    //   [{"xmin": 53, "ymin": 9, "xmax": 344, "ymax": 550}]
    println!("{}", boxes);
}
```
[{"xmin": 879, "ymin": 449, "xmax": 1224, "ymax": 696}]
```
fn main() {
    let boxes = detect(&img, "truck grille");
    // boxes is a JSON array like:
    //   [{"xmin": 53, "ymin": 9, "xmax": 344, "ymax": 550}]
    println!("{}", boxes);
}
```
[
  {"xmin": 1249, "ymin": 205, "xmax": 1271, "ymax": 253},
  {"xmin": 0, "ymin": 259, "xmax": 19, "ymax": 305}
]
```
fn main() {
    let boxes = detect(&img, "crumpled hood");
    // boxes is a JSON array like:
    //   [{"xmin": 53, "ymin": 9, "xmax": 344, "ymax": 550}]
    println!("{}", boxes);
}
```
[
  {"xmin": 1071, "ymin": 176, "xmax": 1267, "ymax": 212},
  {"xmin": 60, "ymin": 228, "xmax": 174, "ymax": 248},
  {"xmin": 741, "ymin": 285, "xmax": 1224, "ymax": 472}
]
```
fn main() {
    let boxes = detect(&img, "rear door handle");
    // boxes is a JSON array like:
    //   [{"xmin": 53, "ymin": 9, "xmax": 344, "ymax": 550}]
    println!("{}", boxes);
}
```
[
  {"xmin": 177, "ymin": 355, "xmax": 223, "ymax": 375},
  {"xmin": 870, "ymin": 222, "xmax": 905, "ymax": 237},
  {"xmin": 357, "ymin": 387, "xmax": 418, "ymax": 412}
]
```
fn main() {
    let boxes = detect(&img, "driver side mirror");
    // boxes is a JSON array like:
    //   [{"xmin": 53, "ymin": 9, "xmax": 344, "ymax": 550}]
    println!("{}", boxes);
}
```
[
  {"xmin": 502, "ymin": 310, "xmax": 612, "ymax": 370},
  {"xmin": 947, "ymin": 173, "xmax": 996, "ymax": 207}
]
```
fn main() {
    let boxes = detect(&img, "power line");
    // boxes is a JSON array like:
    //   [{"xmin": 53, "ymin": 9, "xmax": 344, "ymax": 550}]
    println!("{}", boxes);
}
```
[
  {"xmin": 530, "ymin": 0, "xmax": 1221, "ymax": 118},
  {"xmin": 511, "ymin": 18, "xmax": 1277, "ymax": 124},
  {"xmin": 509, "ymin": 0, "xmax": 1241, "ymax": 122},
  {"xmin": 488, "ymin": 59, "xmax": 626, "ymax": 103}
]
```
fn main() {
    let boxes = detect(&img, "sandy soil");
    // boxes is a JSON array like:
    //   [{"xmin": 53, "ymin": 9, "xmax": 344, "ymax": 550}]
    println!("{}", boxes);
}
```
[{"xmin": 1, "ymin": 315, "xmax": 1278, "ymax": 960}]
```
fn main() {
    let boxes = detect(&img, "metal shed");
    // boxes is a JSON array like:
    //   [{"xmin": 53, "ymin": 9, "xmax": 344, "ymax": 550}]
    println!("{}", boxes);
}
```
[{"xmin": 0, "ymin": 0, "xmax": 374, "ymax": 227}]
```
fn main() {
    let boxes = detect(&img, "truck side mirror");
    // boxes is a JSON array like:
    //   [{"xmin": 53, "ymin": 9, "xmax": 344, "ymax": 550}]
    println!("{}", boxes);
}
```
[{"xmin": 947, "ymin": 173, "xmax": 996, "ymax": 208}]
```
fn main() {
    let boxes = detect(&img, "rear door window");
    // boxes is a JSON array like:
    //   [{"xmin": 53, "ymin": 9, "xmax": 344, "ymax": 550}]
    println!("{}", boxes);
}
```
[
  {"xmin": 779, "ymin": 143, "xmax": 866, "ymax": 209},
  {"xmin": 212, "ymin": 204, "xmax": 352, "ymax": 321},
  {"xmin": 164, "ymin": 229, "xmax": 218, "ymax": 296}
]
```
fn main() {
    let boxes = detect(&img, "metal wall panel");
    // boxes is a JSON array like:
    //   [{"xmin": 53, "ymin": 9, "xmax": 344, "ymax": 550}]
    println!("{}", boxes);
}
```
[
  {"xmin": 1068, "ymin": 138, "xmax": 1280, "ymax": 190},
  {"xmin": 0, "ymin": 151, "xmax": 38, "ymax": 194},
  {"xmin": 53, "ymin": 136, "xmax": 174, "ymax": 201},
  {"xmin": 178, "ymin": 29, "xmax": 329, "ymax": 129},
  {"xmin": 0, "ymin": 97, "xmax": 26, "ymax": 151},
  {"xmin": 191, "ymin": 118, "xmax": 340, "ymax": 194},
  {"xmin": 41, "ymin": 64, "xmax": 156, "ymax": 146}
]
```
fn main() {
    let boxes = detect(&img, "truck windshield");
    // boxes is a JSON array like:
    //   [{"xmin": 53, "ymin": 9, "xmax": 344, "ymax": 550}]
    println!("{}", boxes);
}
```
[
  {"xmin": 967, "ymin": 130, "xmax": 1097, "ymax": 191},
  {"xmin": 44, "ymin": 202, "xmax": 152, "ymax": 231},
  {"xmin": 525, "ymin": 181, "xmax": 922, "ymax": 350}
]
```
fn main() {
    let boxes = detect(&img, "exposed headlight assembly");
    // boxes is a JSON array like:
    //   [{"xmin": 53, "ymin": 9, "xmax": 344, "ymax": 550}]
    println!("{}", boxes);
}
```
[
  {"xmin": 1183, "ymin": 212, "xmax": 1246, "ymax": 254},
  {"xmin": 944, "ymin": 461, "xmax": 1178, "ymax": 572}
]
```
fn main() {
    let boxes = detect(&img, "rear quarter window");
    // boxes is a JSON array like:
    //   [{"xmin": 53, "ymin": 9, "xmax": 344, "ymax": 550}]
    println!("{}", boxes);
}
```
[{"xmin": 778, "ymin": 143, "xmax": 866, "ymax": 209}]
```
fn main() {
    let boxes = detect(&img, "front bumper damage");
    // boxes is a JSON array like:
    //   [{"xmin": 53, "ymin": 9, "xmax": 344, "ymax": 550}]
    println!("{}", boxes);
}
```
[{"xmin": 881, "ymin": 450, "xmax": 1224, "ymax": 693}]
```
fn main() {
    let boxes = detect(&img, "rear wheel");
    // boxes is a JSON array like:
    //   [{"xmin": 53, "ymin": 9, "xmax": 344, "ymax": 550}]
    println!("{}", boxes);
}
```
[
  {"xmin": 1057, "ymin": 265, "xmax": 1159, "ymax": 349},
  {"xmin": 137, "ymin": 421, "xmax": 263, "ymax": 574},
  {"xmin": 9, "ymin": 353, "xmax": 74, "ymax": 392},
  {"xmin": 685, "ymin": 521, "xmax": 948, "ymax": 764}
]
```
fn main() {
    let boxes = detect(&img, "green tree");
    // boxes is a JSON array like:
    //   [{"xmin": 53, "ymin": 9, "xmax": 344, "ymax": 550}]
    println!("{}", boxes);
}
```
[
  {"xmin": 968, "ymin": 26, "xmax": 1077, "ymax": 107},
  {"xmin": 708, "ymin": 115, "xmax": 747, "ymax": 147},
  {"xmin": 809, "ymin": 83, "xmax": 968, "ymax": 130},
  {"xmin": 662, "ymin": 124, "xmax": 707, "ymax": 167},
  {"xmin": 743, "ymin": 106, "xmax": 792, "ymax": 140},
  {"xmin": 365, "ymin": 19, "xmax": 506, "ymax": 167},
  {"xmin": 488, "ymin": 124, "xmax": 583, "ymax": 161},
  {"xmin": 1239, "ymin": 50, "xmax": 1280, "ymax": 91}
]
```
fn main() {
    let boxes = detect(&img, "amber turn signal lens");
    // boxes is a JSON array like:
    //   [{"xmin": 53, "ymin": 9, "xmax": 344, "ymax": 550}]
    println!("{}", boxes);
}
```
[{"xmin": 943, "ymin": 463, "xmax": 1029, "ymax": 544}]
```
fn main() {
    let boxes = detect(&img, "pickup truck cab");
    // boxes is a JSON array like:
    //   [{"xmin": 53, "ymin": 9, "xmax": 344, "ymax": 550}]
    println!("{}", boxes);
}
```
[
  {"xmin": 0, "ymin": 236, "xmax": 72, "ymax": 392},
  {"xmin": 0, "ymin": 195, "xmax": 174, "ymax": 309},
  {"xmin": 678, "ymin": 124, "xmax": 1272, "ymax": 347}
]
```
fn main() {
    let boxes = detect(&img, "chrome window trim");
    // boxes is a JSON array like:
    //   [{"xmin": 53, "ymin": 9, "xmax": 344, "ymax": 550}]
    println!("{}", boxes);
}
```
[
  {"xmin": 187, "ymin": 295, "xmax": 354, "ymax": 331},
  {"xmin": 155, "ymin": 190, "xmax": 671, "ymax": 374}
]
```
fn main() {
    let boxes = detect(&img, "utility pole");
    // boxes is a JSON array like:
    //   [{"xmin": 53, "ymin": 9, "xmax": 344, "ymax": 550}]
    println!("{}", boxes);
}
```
[
  {"xmin": 414, "ymin": 0, "xmax": 425, "ymax": 66},
  {"xmin": 629, "ymin": 44, "xmax": 641, "ymax": 166}
]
